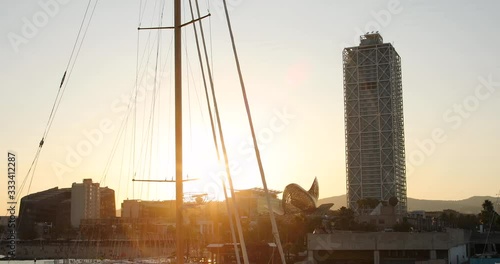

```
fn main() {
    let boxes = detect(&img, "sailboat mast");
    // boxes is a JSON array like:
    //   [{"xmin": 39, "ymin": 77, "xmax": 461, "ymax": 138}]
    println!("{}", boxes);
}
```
[{"xmin": 174, "ymin": 0, "xmax": 184, "ymax": 263}]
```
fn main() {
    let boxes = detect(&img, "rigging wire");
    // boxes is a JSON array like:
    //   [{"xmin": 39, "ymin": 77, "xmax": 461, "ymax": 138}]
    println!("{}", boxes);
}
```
[
  {"xmin": 184, "ymin": 48, "xmax": 214, "ymax": 184},
  {"xmin": 152, "ymin": 23, "xmax": 171, "ymax": 198},
  {"xmin": 45, "ymin": 0, "xmax": 100, "ymax": 142},
  {"xmin": 190, "ymin": 0, "xmax": 250, "ymax": 262},
  {"xmin": 133, "ymin": 0, "xmax": 161, "ymax": 199},
  {"xmin": 18, "ymin": 0, "xmax": 99, "ymax": 199},
  {"xmin": 14, "ymin": 0, "xmax": 100, "ymax": 239},
  {"xmin": 186, "ymin": 50, "xmax": 208, "ymax": 129},
  {"xmin": 151, "ymin": 0, "xmax": 166, "ymax": 198},
  {"xmin": 220, "ymin": 0, "xmax": 287, "ymax": 262},
  {"xmin": 187, "ymin": 0, "xmax": 220, "ymax": 161},
  {"xmin": 116, "ymin": 119, "xmax": 128, "ymax": 204},
  {"xmin": 98, "ymin": 100, "xmax": 134, "ymax": 185},
  {"xmin": 183, "ymin": 12, "xmax": 210, "ymax": 183},
  {"xmin": 43, "ymin": 0, "xmax": 93, "ymax": 139},
  {"xmin": 183, "ymin": 9, "xmax": 193, "ymax": 180},
  {"xmin": 96, "ymin": 0, "xmax": 156, "ymax": 189},
  {"xmin": 208, "ymin": 1, "xmax": 214, "ymax": 82},
  {"xmin": 138, "ymin": 0, "xmax": 166, "ymax": 199},
  {"xmin": 131, "ymin": 0, "xmax": 143, "ymax": 199},
  {"xmin": 163, "ymin": 34, "xmax": 175, "ymax": 186},
  {"xmin": 132, "ymin": 0, "xmax": 164, "ymax": 199},
  {"xmin": 130, "ymin": 0, "xmax": 176, "ymax": 200},
  {"xmin": 139, "ymin": 0, "xmax": 150, "ymax": 25}
]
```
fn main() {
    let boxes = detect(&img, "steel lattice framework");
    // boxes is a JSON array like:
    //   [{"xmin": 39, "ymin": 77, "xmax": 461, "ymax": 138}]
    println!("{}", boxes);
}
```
[{"xmin": 343, "ymin": 33, "xmax": 407, "ymax": 215}]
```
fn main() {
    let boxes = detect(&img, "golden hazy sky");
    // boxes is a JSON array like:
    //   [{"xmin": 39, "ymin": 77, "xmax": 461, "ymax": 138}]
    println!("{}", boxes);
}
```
[{"xmin": 1, "ymin": 1, "xmax": 499, "ymax": 208}]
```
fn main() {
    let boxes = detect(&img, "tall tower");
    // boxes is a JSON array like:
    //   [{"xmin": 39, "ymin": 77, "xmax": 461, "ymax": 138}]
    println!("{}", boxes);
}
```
[{"xmin": 343, "ymin": 33, "xmax": 407, "ymax": 215}]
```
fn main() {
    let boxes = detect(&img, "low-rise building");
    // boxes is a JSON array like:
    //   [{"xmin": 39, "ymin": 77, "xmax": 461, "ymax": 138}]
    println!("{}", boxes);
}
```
[
  {"xmin": 121, "ymin": 199, "xmax": 176, "ymax": 220},
  {"xmin": 357, "ymin": 203, "xmax": 400, "ymax": 230},
  {"xmin": 234, "ymin": 188, "xmax": 281, "ymax": 219},
  {"xmin": 307, "ymin": 229, "xmax": 471, "ymax": 264},
  {"xmin": 18, "ymin": 187, "xmax": 72, "ymax": 239}
]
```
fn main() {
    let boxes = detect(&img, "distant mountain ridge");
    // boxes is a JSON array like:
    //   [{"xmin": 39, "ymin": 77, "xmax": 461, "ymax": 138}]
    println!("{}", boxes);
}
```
[{"xmin": 318, "ymin": 195, "xmax": 498, "ymax": 214}]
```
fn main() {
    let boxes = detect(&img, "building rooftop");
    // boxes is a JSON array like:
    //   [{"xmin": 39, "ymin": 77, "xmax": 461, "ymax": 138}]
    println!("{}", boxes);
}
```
[
  {"xmin": 360, "ymin": 32, "xmax": 383, "ymax": 46},
  {"xmin": 22, "ymin": 187, "xmax": 71, "ymax": 202},
  {"xmin": 236, "ymin": 187, "xmax": 282, "ymax": 195}
]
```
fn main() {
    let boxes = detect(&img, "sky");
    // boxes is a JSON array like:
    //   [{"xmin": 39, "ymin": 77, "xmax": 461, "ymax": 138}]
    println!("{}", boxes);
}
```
[{"xmin": 1, "ymin": 0, "xmax": 500, "ymax": 209}]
